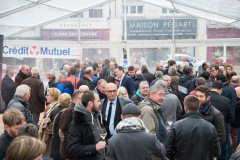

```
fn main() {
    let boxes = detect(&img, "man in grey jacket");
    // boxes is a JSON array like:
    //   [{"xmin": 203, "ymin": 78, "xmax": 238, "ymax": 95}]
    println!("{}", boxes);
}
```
[{"xmin": 106, "ymin": 103, "xmax": 166, "ymax": 160}]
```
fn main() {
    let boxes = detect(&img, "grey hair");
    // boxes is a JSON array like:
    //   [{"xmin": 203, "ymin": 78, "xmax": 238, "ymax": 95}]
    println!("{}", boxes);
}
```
[
  {"xmin": 21, "ymin": 65, "xmax": 29, "ymax": 70},
  {"xmin": 63, "ymin": 64, "xmax": 70, "ymax": 70},
  {"xmin": 117, "ymin": 86, "xmax": 128, "ymax": 97},
  {"xmin": 47, "ymin": 70, "xmax": 55, "ymax": 77},
  {"xmin": 59, "ymin": 70, "xmax": 68, "ymax": 79},
  {"xmin": 148, "ymin": 83, "xmax": 165, "ymax": 97},
  {"xmin": 169, "ymin": 66, "xmax": 177, "ymax": 74},
  {"xmin": 31, "ymin": 67, "xmax": 39, "ymax": 75},
  {"xmin": 15, "ymin": 84, "xmax": 31, "ymax": 97},
  {"xmin": 155, "ymin": 80, "xmax": 168, "ymax": 92},
  {"xmin": 79, "ymin": 85, "xmax": 89, "ymax": 91},
  {"xmin": 6, "ymin": 68, "xmax": 14, "ymax": 75},
  {"xmin": 97, "ymin": 79, "xmax": 107, "ymax": 86},
  {"xmin": 163, "ymin": 75, "xmax": 171, "ymax": 81},
  {"xmin": 177, "ymin": 64, "xmax": 183, "ymax": 69},
  {"xmin": 155, "ymin": 71, "xmax": 163, "ymax": 79},
  {"xmin": 139, "ymin": 81, "xmax": 149, "ymax": 88}
]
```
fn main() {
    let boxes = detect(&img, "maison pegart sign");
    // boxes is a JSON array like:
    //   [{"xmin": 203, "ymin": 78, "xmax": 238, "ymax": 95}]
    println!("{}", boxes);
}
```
[{"xmin": 125, "ymin": 19, "xmax": 197, "ymax": 35}]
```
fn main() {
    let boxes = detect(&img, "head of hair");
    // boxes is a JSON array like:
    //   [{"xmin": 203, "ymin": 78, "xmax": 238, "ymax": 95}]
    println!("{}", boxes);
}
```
[
  {"xmin": 141, "ymin": 64, "xmax": 147, "ymax": 72},
  {"xmin": 215, "ymin": 74, "xmax": 227, "ymax": 83},
  {"xmin": 74, "ymin": 63, "xmax": 80, "ymax": 69},
  {"xmin": 196, "ymin": 77, "xmax": 206, "ymax": 86},
  {"xmin": 63, "ymin": 64, "xmax": 70, "ymax": 70},
  {"xmin": 231, "ymin": 76, "xmax": 239, "ymax": 84},
  {"xmin": 85, "ymin": 67, "xmax": 93, "ymax": 75},
  {"xmin": 15, "ymin": 84, "xmax": 31, "ymax": 97},
  {"xmin": 210, "ymin": 65, "xmax": 219, "ymax": 71},
  {"xmin": 139, "ymin": 81, "xmax": 149, "ymax": 88},
  {"xmin": 17, "ymin": 124, "xmax": 39, "ymax": 138},
  {"xmin": 92, "ymin": 62, "xmax": 99, "ymax": 70},
  {"xmin": 59, "ymin": 70, "xmax": 68, "ymax": 79},
  {"xmin": 155, "ymin": 71, "xmax": 163, "ymax": 79},
  {"xmin": 229, "ymin": 71, "xmax": 237, "ymax": 81},
  {"xmin": 177, "ymin": 64, "xmax": 183, "ymax": 70},
  {"xmin": 104, "ymin": 59, "xmax": 110, "ymax": 67},
  {"xmin": 212, "ymin": 81, "xmax": 224, "ymax": 90},
  {"xmin": 81, "ymin": 91, "xmax": 96, "ymax": 107},
  {"xmin": 72, "ymin": 89, "xmax": 85, "ymax": 99},
  {"xmin": 116, "ymin": 66, "xmax": 124, "ymax": 72},
  {"xmin": 199, "ymin": 71, "xmax": 210, "ymax": 80},
  {"xmin": 169, "ymin": 66, "xmax": 177, "ymax": 74},
  {"xmin": 47, "ymin": 70, "xmax": 55, "ymax": 77},
  {"xmin": 196, "ymin": 85, "xmax": 211, "ymax": 98},
  {"xmin": 47, "ymin": 88, "xmax": 61, "ymax": 101},
  {"xmin": 183, "ymin": 66, "xmax": 193, "ymax": 75},
  {"xmin": 148, "ymin": 83, "xmax": 165, "ymax": 97},
  {"xmin": 136, "ymin": 71, "xmax": 142, "ymax": 76},
  {"xmin": 6, "ymin": 136, "xmax": 46, "ymax": 160},
  {"xmin": 6, "ymin": 68, "xmax": 14, "ymax": 75},
  {"xmin": 21, "ymin": 65, "xmax": 29, "ymax": 71},
  {"xmin": 106, "ymin": 75, "xmax": 116, "ymax": 83},
  {"xmin": 155, "ymin": 80, "xmax": 168, "ymax": 92},
  {"xmin": 202, "ymin": 62, "xmax": 208, "ymax": 68},
  {"xmin": 169, "ymin": 60, "xmax": 176, "ymax": 66},
  {"xmin": 97, "ymin": 79, "xmax": 107, "ymax": 86},
  {"xmin": 184, "ymin": 95, "xmax": 199, "ymax": 112},
  {"xmin": 31, "ymin": 67, "xmax": 39, "ymax": 75},
  {"xmin": 163, "ymin": 75, "xmax": 171, "ymax": 81},
  {"xmin": 235, "ymin": 87, "xmax": 240, "ymax": 98},
  {"xmin": 128, "ymin": 66, "xmax": 135, "ymax": 71},
  {"xmin": 225, "ymin": 64, "xmax": 234, "ymax": 75},
  {"xmin": 58, "ymin": 93, "xmax": 71, "ymax": 107},
  {"xmin": 69, "ymin": 67, "xmax": 77, "ymax": 75},
  {"xmin": 3, "ymin": 109, "xmax": 25, "ymax": 127},
  {"xmin": 117, "ymin": 86, "xmax": 128, "ymax": 97}
]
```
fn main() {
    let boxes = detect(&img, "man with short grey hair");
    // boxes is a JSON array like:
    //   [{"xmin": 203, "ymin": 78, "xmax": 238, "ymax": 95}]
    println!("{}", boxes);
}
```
[
  {"xmin": 22, "ymin": 67, "xmax": 45, "ymax": 125},
  {"xmin": 132, "ymin": 81, "xmax": 149, "ymax": 106},
  {"xmin": 7, "ymin": 84, "xmax": 32, "ymax": 123},
  {"xmin": 96, "ymin": 79, "xmax": 107, "ymax": 100},
  {"xmin": 63, "ymin": 64, "xmax": 70, "ymax": 75},
  {"xmin": 1, "ymin": 69, "xmax": 16, "ymax": 108},
  {"xmin": 15, "ymin": 65, "xmax": 31, "ymax": 88},
  {"xmin": 77, "ymin": 67, "xmax": 95, "ymax": 90},
  {"xmin": 57, "ymin": 70, "xmax": 74, "ymax": 97},
  {"xmin": 46, "ymin": 70, "xmax": 58, "ymax": 89}
]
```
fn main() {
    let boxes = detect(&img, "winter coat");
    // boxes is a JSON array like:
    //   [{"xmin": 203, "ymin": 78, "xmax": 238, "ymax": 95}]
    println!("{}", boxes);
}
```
[
  {"xmin": 68, "ymin": 103, "xmax": 105, "ymax": 160},
  {"xmin": 21, "ymin": 76, "xmax": 45, "ymax": 114},
  {"xmin": 133, "ymin": 75, "xmax": 145, "ymax": 91},
  {"xmin": 201, "ymin": 103, "xmax": 226, "ymax": 146},
  {"xmin": 231, "ymin": 98, "xmax": 240, "ymax": 128},
  {"xmin": 177, "ymin": 70, "xmax": 183, "ymax": 78},
  {"xmin": 1, "ymin": 75, "xmax": 15, "ymax": 103},
  {"xmin": 7, "ymin": 95, "xmax": 33, "ymax": 123},
  {"xmin": 48, "ymin": 77, "xmax": 58, "ymax": 88},
  {"xmin": 0, "ymin": 130, "xmax": 14, "ymax": 159},
  {"xmin": 15, "ymin": 70, "xmax": 31, "ymax": 88},
  {"xmin": 100, "ymin": 67, "xmax": 109, "ymax": 79},
  {"xmin": 170, "ymin": 75, "xmax": 179, "ymax": 89},
  {"xmin": 142, "ymin": 69, "xmax": 155, "ymax": 85},
  {"xmin": 96, "ymin": 88, "xmax": 107, "ymax": 100},
  {"xmin": 178, "ymin": 75, "xmax": 195, "ymax": 102},
  {"xmin": 106, "ymin": 126, "xmax": 166, "ymax": 160},
  {"xmin": 57, "ymin": 79, "xmax": 74, "ymax": 97},
  {"xmin": 77, "ymin": 76, "xmax": 95, "ymax": 90},
  {"xmin": 131, "ymin": 89, "xmax": 144, "ymax": 106},
  {"xmin": 161, "ymin": 91, "xmax": 182, "ymax": 122},
  {"xmin": 164, "ymin": 112, "xmax": 221, "ymax": 160}
]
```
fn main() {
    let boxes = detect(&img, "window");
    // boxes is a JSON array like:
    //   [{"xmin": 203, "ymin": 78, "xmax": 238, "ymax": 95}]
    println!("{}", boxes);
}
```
[
  {"xmin": 137, "ymin": 6, "xmax": 143, "ymax": 14},
  {"xmin": 175, "ymin": 56, "xmax": 182, "ymax": 61},
  {"xmin": 162, "ymin": 8, "xmax": 175, "ymax": 14},
  {"xmin": 89, "ymin": 9, "xmax": 103, "ymax": 18},
  {"xmin": 130, "ymin": 6, "xmax": 136, "ymax": 14},
  {"xmin": 122, "ymin": 5, "xmax": 144, "ymax": 15}
]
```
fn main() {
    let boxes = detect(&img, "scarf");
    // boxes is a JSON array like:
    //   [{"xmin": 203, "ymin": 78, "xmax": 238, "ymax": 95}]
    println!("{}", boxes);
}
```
[
  {"xmin": 114, "ymin": 117, "xmax": 148, "ymax": 135},
  {"xmin": 46, "ymin": 102, "xmax": 59, "ymax": 118},
  {"xmin": 199, "ymin": 100, "xmax": 210, "ymax": 114},
  {"xmin": 17, "ymin": 70, "xmax": 31, "ymax": 79}
]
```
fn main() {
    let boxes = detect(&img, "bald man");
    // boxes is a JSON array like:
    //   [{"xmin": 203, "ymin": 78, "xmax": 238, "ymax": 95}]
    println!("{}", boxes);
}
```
[
  {"xmin": 15, "ymin": 65, "xmax": 31, "ymax": 88},
  {"xmin": 100, "ymin": 83, "xmax": 132, "ymax": 139},
  {"xmin": 78, "ymin": 85, "xmax": 89, "ymax": 92},
  {"xmin": 230, "ymin": 76, "xmax": 240, "ymax": 88},
  {"xmin": 77, "ymin": 67, "xmax": 95, "ymax": 90}
]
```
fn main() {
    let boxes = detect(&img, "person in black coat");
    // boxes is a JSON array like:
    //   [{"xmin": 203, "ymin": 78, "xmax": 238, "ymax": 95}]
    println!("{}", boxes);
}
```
[
  {"xmin": 77, "ymin": 67, "xmax": 95, "ymax": 90},
  {"xmin": 95, "ymin": 79, "xmax": 107, "ymax": 100},
  {"xmin": 164, "ymin": 95, "xmax": 221, "ymax": 160},
  {"xmin": 141, "ymin": 64, "xmax": 155, "ymax": 85},
  {"xmin": 133, "ymin": 71, "xmax": 145, "ymax": 91},
  {"xmin": 1, "ymin": 69, "xmax": 16, "ymax": 108}
]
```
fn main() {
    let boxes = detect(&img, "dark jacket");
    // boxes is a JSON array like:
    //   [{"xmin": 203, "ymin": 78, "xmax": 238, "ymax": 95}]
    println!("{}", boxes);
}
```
[
  {"xmin": 201, "ymin": 103, "xmax": 226, "ymax": 146},
  {"xmin": 48, "ymin": 77, "xmax": 58, "ymax": 88},
  {"xmin": 132, "ymin": 94, "xmax": 143, "ymax": 106},
  {"xmin": 15, "ymin": 70, "xmax": 31, "ymax": 88},
  {"xmin": 142, "ymin": 69, "xmax": 155, "ymax": 85},
  {"xmin": 133, "ymin": 75, "xmax": 145, "ymax": 91},
  {"xmin": 164, "ymin": 112, "xmax": 221, "ymax": 160},
  {"xmin": 178, "ymin": 75, "xmax": 195, "ymax": 102},
  {"xmin": 231, "ymin": 98, "xmax": 240, "ymax": 128},
  {"xmin": 68, "ymin": 103, "xmax": 104, "ymax": 160},
  {"xmin": 107, "ymin": 126, "xmax": 166, "ymax": 160},
  {"xmin": 77, "ymin": 76, "xmax": 95, "ymax": 90},
  {"xmin": 210, "ymin": 91, "xmax": 232, "ymax": 124},
  {"xmin": 7, "ymin": 95, "xmax": 33, "ymax": 123},
  {"xmin": 119, "ymin": 75, "xmax": 135, "ymax": 98},
  {"xmin": 169, "ymin": 85, "xmax": 183, "ymax": 108},
  {"xmin": 1, "ymin": 75, "xmax": 15, "ymax": 103},
  {"xmin": 222, "ymin": 82, "xmax": 237, "ymax": 122},
  {"xmin": 96, "ymin": 88, "xmax": 107, "ymax": 100},
  {"xmin": 106, "ymin": 69, "xmax": 116, "ymax": 77},
  {"xmin": 21, "ymin": 76, "xmax": 45, "ymax": 114},
  {"xmin": 177, "ymin": 70, "xmax": 183, "ymax": 78},
  {"xmin": 100, "ymin": 67, "xmax": 109, "ymax": 79},
  {"xmin": 0, "ymin": 130, "xmax": 14, "ymax": 159},
  {"xmin": 92, "ymin": 75, "xmax": 99, "ymax": 87},
  {"xmin": 57, "ymin": 79, "xmax": 74, "ymax": 97},
  {"xmin": 50, "ymin": 106, "xmax": 65, "ymax": 160},
  {"xmin": 59, "ymin": 103, "xmax": 75, "ymax": 160}
]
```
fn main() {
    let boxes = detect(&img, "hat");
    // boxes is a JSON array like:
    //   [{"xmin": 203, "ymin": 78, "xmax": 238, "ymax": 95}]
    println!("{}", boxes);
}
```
[{"xmin": 122, "ymin": 103, "xmax": 141, "ymax": 115}]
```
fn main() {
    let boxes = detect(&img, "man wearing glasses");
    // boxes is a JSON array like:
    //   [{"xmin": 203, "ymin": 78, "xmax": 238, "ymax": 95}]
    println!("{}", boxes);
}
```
[
  {"xmin": 210, "ymin": 65, "xmax": 219, "ymax": 82},
  {"xmin": 100, "ymin": 83, "xmax": 132, "ymax": 139}
]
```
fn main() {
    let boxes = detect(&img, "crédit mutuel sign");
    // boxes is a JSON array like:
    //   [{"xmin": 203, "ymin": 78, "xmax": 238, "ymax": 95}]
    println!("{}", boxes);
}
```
[{"xmin": 3, "ymin": 43, "xmax": 81, "ymax": 59}]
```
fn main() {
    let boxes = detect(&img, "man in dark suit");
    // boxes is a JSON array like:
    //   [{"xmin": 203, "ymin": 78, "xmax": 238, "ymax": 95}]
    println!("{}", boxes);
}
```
[
  {"xmin": 100, "ymin": 83, "xmax": 132, "ymax": 138},
  {"xmin": 1, "ymin": 69, "xmax": 16, "ymax": 108},
  {"xmin": 210, "ymin": 81, "xmax": 232, "ymax": 160},
  {"xmin": 115, "ymin": 66, "xmax": 134, "ymax": 98}
]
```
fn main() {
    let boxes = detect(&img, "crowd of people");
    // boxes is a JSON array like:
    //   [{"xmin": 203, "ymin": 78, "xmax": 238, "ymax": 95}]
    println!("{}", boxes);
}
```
[{"xmin": 0, "ymin": 56, "xmax": 240, "ymax": 160}]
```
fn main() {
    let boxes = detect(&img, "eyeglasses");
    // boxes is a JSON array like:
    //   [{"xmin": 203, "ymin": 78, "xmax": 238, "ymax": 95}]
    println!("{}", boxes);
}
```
[
  {"xmin": 211, "ymin": 70, "xmax": 215, "ymax": 72},
  {"xmin": 106, "ymin": 90, "xmax": 117, "ymax": 93}
]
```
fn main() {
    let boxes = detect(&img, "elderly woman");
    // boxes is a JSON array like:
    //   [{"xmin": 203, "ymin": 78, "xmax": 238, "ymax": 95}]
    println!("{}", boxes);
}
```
[
  {"xmin": 43, "ymin": 88, "xmax": 61, "ymax": 118},
  {"xmin": 117, "ymin": 86, "xmax": 129, "ymax": 98},
  {"xmin": 50, "ymin": 93, "xmax": 71, "ymax": 160}
]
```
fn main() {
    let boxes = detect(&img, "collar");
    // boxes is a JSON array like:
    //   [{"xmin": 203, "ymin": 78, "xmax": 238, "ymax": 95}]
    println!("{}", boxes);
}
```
[
  {"xmin": 199, "ymin": 100, "xmax": 210, "ymax": 114},
  {"xmin": 120, "ymin": 74, "xmax": 125, "ymax": 81},
  {"xmin": 108, "ymin": 96, "xmax": 118, "ymax": 105}
]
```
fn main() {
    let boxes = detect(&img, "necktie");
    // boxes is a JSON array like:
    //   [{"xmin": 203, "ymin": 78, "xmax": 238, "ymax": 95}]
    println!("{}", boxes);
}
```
[{"xmin": 107, "ymin": 102, "xmax": 113, "ymax": 127}]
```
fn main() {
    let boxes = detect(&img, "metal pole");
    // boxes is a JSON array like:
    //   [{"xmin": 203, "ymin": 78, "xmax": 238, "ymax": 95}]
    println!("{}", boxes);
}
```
[
  {"xmin": 78, "ymin": 13, "xmax": 81, "ymax": 42},
  {"xmin": 124, "ymin": 0, "xmax": 127, "ymax": 41},
  {"xmin": 172, "ymin": 11, "xmax": 175, "ymax": 59},
  {"xmin": 223, "ymin": 43, "xmax": 227, "ymax": 63}
]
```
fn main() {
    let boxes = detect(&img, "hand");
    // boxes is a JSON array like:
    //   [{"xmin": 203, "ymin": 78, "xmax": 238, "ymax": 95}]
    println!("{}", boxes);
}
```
[
  {"xmin": 96, "ymin": 141, "xmax": 106, "ymax": 151},
  {"xmin": 167, "ymin": 127, "xmax": 171, "ymax": 133}
]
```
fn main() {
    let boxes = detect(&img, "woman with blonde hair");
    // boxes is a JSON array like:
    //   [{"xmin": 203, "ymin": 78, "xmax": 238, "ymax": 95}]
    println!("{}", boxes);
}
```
[
  {"xmin": 6, "ymin": 136, "xmax": 46, "ymax": 160},
  {"xmin": 50, "ymin": 93, "xmax": 71, "ymax": 160},
  {"xmin": 43, "ymin": 88, "xmax": 61, "ymax": 118},
  {"xmin": 225, "ymin": 64, "xmax": 234, "ymax": 82},
  {"xmin": 117, "ymin": 86, "xmax": 129, "ymax": 98}
]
